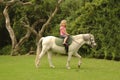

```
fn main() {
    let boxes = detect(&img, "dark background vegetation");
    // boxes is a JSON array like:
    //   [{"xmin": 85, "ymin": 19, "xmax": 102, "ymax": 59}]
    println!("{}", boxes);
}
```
[{"xmin": 0, "ymin": 0, "xmax": 120, "ymax": 60}]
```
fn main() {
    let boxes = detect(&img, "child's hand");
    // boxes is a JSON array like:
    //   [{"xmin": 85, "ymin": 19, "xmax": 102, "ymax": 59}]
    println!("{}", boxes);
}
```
[{"xmin": 67, "ymin": 33, "xmax": 70, "ymax": 36}]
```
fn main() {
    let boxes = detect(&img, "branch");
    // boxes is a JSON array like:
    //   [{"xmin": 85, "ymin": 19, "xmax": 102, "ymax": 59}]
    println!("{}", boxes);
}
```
[
  {"xmin": 6, "ymin": 0, "xmax": 17, "ymax": 6},
  {"xmin": 3, "ymin": 5, "xmax": 17, "ymax": 48},
  {"xmin": 17, "ymin": 16, "xmax": 31, "ymax": 47},
  {"xmin": 1, "ymin": 0, "xmax": 32, "ymax": 6},
  {"xmin": 23, "ymin": 25, "xmax": 39, "ymax": 37},
  {"xmin": 17, "ymin": 1, "xmax": 32, "ymax": 5},
  {"xmin": 0, "ymin": 0, "xmax": 3, "ymax": 3},
  {"xmin": 17, "ymin": 30, "xmax": 31, "ymax": 47},
  {"xmin": 17, "ymin": 17, "xmax": 43, "ymax": 48},
  {"xmin": 38, "ymin": 0, "xmax": 63, "ymax": 38},
  {"xmin": 22, "ymin": 19, "xmax": 45, "ymax": 37}
]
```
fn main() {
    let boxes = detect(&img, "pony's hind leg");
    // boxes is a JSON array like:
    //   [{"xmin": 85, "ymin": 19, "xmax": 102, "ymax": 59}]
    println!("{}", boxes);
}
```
[
  {"xmin": 47, "ymin": 51, "xmax": 55, "ymax": 68},
  {"xmin": 75, "ymin": 53, "xmax": 82, "ymax": 68},
  {"xmin": 35, "ymin": 50, "xmax": 45, "ymax": 68},
  {"xmin": 36, "ymin": 46, "xmax": 48, "ymax": 68},
  {"xmin": 35, "ymin": 44, "xmax": 41, "ymax": 68}
]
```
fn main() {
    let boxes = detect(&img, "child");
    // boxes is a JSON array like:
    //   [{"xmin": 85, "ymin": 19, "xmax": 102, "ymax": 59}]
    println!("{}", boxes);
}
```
[{"xmin": 60, "ymin": 20, "xmax": 69, "ymax": 45}]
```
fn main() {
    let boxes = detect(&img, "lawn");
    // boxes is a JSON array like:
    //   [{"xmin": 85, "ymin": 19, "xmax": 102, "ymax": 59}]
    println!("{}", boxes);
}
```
[{"xmin": 0, "ymin": 55, "xmax": 120, "ymax": 80}]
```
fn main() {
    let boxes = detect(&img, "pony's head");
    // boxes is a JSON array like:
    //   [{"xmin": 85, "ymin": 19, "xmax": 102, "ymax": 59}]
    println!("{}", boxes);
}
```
[{"xmin": 83, "ymin": 34, "xmax": 97, "ymax": 48}]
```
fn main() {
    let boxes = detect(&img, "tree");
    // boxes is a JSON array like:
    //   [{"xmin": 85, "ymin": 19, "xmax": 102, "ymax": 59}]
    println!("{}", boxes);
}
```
[
  {"xmin": 2, "ymin": 0, "xmax": 32, "ymax": 55},
  {"xmin": 2, "ymin": 0, "xmax": 63, "ymax": 55},
  {"xmin": 64, "ymin": 0, "xmax": 120, "ymax": 60}
]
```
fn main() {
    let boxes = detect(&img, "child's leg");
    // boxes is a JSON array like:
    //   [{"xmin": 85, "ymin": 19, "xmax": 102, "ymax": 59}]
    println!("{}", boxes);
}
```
[
  {"xmin": 63, "ymin": 36, "xmax": 68, "ymax": 44},
  {"xmin": 63, "ymin": 36, "xmax": 69, "ymax": 53}
]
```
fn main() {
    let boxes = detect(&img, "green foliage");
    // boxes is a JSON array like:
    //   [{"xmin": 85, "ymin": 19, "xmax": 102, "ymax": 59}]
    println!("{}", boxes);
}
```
[
  {"xmin": 0, "ymin": 0, "xmax": 57, "ymax": 54},
  {"xmin": 0, "ymin": 4, "xmax": 4, "ymax": 28},
  {"xmin": 50, "ymin": 0, "xmax": 120, "ymax": 60},
  {"xmin": 50, "ymin": 0, "xmax": 82, "ymax": 36},
  {"xmin": 19, "ymin": 38, "xmax": 36, "ymax": 55},
  {"xmin": 0, "ymin": 45, "xmax": 11, "ymax": 55},
  {"xmin": 68, "ymin": 0, "xmax": 120, "ymax": 60},
  {"xmin": 0, "ymin": 0, "xmax": 120, "ymax": 60}
]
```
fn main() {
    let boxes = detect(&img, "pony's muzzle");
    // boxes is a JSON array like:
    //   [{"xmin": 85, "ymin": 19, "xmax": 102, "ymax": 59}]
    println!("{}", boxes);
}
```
[{"xmin": 92, "ymin": 43, "xmax": 97, "ymax": 48}]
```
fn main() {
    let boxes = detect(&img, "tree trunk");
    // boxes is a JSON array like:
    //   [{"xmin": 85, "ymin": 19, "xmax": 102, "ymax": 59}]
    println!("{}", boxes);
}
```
[
  {"xmin": 3, "ymin": 0, "xmax": 32, "ymax": 55},
  {"xmin": 3, "ymin": 5, "xmax": 17, "ymax": 55}
]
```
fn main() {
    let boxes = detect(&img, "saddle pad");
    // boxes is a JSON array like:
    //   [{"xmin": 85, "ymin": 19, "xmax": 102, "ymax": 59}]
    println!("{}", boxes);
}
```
[{"xmin": 55, "ymin": 36, "xmax": 72, "ymax": 47}]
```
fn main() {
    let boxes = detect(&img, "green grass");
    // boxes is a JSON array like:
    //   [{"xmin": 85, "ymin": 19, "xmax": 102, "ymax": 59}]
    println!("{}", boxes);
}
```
[{"xmin": 0, "ymin": 55, "xmax": 120, "ymax": 80}]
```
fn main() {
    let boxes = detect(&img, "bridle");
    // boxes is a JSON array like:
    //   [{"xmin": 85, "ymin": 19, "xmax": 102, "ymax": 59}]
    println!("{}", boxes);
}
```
[
  {"xmin": 89, "ymin": 35, "xmax": 96, "ymax": 47},
  {"xmin": 70, "ymin": 34, "xmax": 96, "ymax": 46}
]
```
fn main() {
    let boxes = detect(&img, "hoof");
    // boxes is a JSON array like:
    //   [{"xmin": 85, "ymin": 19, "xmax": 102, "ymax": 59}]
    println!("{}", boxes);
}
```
[
  {"xmin": 35, "ymin": 64, "xmax": 39, "ymax": 68},
  {"xmin": 50, "ymin": 65, "xmax": 55, "ymax": 68},
  {"xmin": 35, "ymin": 62, "xmax": 39, "ymax": 68},
  {"xmin": 67, "ymin": 67, "xmax": 71, "ymax": 69},
  {"xmin": 78, "ymin": 65, "xmax": 80, "ymax": 68}
]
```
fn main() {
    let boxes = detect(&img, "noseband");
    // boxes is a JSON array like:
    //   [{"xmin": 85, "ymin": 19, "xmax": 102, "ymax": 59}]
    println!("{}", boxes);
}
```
[
  {"xmin": 89, "ymin": 35, "xmax": 96, "ymax": 46},
  {"xmin": 83, "ymin": 34, "xmax": 95, "ymax": 46}
]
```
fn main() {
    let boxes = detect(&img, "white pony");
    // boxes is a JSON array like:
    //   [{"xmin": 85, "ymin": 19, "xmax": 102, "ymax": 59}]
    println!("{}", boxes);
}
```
[{"xmin": 35, "ymin": 34, "xmax": 96, "ymax": 69}]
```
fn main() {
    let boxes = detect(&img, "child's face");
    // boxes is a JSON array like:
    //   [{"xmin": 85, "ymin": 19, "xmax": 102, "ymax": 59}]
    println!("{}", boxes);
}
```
[
  {"xmin": 60, "ymin": 20, "xmax": 67, "ymax": 27},
  {"xmin": 61, "ymin": 21, "xmax": 67, "ymax": 26},
  {"xmin": 62, "ymin": 23, "xmax": 66, "ymax": 27}
]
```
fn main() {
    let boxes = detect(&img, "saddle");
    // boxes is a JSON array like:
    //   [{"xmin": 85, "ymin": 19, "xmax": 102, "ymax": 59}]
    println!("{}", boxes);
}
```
[{"xmin": 55, "ymin": 36, "xmax": 72, "ymax": 53}]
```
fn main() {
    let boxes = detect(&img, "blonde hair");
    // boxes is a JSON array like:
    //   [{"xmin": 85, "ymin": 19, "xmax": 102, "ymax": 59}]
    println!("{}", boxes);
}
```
[{"xmin": 60, "ymin": 20, "xmax": 67, "ymax": 27}]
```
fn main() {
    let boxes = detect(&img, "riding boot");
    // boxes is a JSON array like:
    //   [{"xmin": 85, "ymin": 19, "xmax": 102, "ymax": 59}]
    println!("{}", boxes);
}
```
[{"xmin": 64, "ymin": 43, "xmax": 68, "ymax": 53}]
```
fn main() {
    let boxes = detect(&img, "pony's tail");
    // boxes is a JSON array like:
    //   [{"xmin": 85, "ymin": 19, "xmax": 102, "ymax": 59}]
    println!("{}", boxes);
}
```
[{"xmin": 35, "ymin": 37, "xmax": 43, "ymax": 66}]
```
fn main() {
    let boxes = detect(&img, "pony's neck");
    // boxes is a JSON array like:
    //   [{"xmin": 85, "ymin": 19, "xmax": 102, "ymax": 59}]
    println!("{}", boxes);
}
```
[
  {"xmin": 71, "ymin": 34, "xmax": 86, "ymax": 49},
  {"xmin": 72, "ymin": 34, "xmax": 86, "ymax": 44},
  {"xmin": 72, "ymin": 34, "xmax": 83, "ymax": 40}
]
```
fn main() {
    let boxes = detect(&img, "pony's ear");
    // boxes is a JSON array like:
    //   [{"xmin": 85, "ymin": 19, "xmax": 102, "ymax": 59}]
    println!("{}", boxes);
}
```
[{"xmin": 83, "ymin": 34, "xmax": 91, "ymax": 41}]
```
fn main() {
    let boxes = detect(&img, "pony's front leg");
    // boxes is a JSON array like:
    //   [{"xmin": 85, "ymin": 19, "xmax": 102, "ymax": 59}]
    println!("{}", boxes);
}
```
[
  {"xmin": 47, "ymin": 51, "xmax": 55, "ymax": 68},
  {"xmin": 66, "ymin": 52, "xmax": 72, "ymax": 69},
  {"xmin": 75, "ymin": 53, "xmax": 82, "ymax": 68}
]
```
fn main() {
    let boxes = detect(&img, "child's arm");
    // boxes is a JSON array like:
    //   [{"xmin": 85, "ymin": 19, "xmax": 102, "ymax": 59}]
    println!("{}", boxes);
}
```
[{"xmin": 64, "ymin": 30, "xmax": 69, "ymax": 35}]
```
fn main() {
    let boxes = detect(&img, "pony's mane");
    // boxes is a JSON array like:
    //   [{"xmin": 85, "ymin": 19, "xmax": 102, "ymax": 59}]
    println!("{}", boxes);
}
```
[{"xmin": 72, "ymin": 34, "xmax": 90, "ymax": 39}]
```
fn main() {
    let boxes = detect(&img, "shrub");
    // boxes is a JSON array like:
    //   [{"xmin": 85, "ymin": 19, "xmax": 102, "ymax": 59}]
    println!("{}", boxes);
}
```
[{"xmin": 0, "ymin": 45, "xmax": 11, "ymax": 55}]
